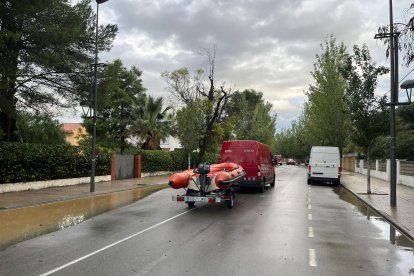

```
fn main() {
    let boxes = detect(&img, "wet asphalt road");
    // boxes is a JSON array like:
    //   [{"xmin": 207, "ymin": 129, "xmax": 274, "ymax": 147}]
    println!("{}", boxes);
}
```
[{"xmin": 0, "ymin": 165, "xmax": 413, "ymax": 275}]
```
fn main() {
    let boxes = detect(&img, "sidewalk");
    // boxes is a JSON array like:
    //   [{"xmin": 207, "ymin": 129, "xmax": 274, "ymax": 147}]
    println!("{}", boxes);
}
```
[
  {"xmin": 0, "ymin": 174, "xmax": 172, "ymax": 209},
  {"xmin": 340, "ymin": 171, "xmax": 414, "ymax": 241}
]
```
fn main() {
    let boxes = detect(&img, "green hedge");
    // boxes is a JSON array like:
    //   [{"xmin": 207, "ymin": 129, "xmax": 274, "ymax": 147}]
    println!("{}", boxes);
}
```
[
  {"xmin": 0, "ymin": 143, "xmax": 111, "ymax": 183},
  {"xmin": 0, "ymin": 142, "xmax": 221, "ymax": 183}
]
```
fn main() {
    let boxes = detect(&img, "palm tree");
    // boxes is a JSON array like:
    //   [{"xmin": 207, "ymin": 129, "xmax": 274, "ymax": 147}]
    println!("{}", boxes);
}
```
[{"xmin": 132, "ymin": 95, "xmax": 173, "ymax": 150}]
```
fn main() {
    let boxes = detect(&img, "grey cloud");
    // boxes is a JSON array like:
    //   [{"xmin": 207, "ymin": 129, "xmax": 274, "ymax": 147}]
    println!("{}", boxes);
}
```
[{"xmin": 94, "ymin": 0, "xmax": 410, "ymax": 129}]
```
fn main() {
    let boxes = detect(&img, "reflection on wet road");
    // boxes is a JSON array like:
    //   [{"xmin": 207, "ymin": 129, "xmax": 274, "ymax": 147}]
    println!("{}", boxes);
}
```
[
  {"xmin": 0, "ymin": 185, "xmax": 167, "ymax": 249},
  {"xmin": 335, "ymin": 186, "xmax": 414, "ymax": 273}
]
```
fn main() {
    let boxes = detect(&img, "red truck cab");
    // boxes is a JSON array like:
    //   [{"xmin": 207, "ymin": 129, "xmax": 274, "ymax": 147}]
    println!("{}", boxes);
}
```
[{"xmin": 219, "ymin": 140, "xmax": 275, "ymax": 192}]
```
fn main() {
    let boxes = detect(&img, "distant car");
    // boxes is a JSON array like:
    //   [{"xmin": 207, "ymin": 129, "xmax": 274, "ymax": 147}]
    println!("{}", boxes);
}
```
[
  {"xmin": 274, "ymin": 154, "xmax": 283, "ymax": 165},
  {"xmin": 287, "ymin": 159, "xmax": 296, "ymax": 165}
]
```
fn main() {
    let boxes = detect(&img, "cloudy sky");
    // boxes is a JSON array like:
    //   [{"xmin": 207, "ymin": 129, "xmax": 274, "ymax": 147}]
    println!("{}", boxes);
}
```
[{"xmin": 77, "ymin": 0, "xmax": 413, "ymax": 130}]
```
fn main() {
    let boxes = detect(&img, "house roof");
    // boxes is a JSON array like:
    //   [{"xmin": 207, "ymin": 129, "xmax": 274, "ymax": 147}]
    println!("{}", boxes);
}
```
[{"xmin": 61, "ymin": 123, "xmax": 83, "ymax": 133}]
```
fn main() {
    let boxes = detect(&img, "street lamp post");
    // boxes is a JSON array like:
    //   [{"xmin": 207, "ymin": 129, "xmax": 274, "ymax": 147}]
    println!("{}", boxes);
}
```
[
  {"xmin": 90, "ymin": 0, "xmax": 109, "ymax": 193},
  {"xmin": 374, "ymin": 0, "xmax": 412, "ymax": 207}
]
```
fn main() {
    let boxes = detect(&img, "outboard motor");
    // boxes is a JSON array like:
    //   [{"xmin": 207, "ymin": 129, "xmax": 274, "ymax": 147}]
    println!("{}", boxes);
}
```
[{"xmin": 194, "ymin": 163, "xmax": 210, "ymax": 196}]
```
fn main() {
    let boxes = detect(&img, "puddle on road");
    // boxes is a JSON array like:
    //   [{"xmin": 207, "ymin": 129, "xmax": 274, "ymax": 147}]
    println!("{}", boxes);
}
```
[
  {"xmin": 0, "ymin": 184, "xmax": 167, "ymax": 250},
  {"xmin": 334, "ymin": 187, "xmax": 414, "ymax": 274}
]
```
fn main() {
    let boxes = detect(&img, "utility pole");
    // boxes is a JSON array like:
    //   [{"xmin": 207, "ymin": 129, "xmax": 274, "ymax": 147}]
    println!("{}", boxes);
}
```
[{"xmin": 374, "ymin": 0, "xmax": 398, "ymax": 207}]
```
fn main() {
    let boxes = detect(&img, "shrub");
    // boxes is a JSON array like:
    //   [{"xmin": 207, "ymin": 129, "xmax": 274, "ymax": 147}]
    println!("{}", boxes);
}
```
[
  {"xmin": 204, "ymin": 151, "xmax": 220, "ymax": 164},
  {"xmin": 0, "ymin": 142, "xmax": 111, "ymax": 183},
  {"xmin": 138, "ymin": 150, "xmax": 173, "ymax": 172},
  {"xmin": 169, "ymin": 149, "xmax": 190, "ymax": 171}
]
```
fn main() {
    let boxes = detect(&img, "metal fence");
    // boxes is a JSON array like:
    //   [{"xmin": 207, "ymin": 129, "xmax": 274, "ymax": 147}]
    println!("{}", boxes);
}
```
[
  {"xmin": 362, "ymin": 160, "xmax": 376, "ymax": 170},
  {"xmin": 378, "ymin": 160, "xmax": 386, "ymax": 172},
  {"xmin": 400, "ymin": 161, "xmax": 414, "ymax": 177}
]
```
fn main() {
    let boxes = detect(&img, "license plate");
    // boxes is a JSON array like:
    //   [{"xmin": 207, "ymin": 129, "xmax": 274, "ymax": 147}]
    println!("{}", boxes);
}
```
[{"xmin": 185, "ymin": 196, "xmax": 209, "ymax": 202}]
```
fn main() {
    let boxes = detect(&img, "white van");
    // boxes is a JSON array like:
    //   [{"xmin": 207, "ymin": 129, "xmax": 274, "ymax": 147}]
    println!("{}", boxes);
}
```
[{"xmin": 307, "ymin": 146, "xmax": 341, "ymax": 185}]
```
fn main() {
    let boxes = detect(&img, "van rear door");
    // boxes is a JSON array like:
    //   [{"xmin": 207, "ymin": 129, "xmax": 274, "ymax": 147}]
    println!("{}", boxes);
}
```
[{"xmin": 311, "ymin": 147, "xmax": 339, "ymax": 179}]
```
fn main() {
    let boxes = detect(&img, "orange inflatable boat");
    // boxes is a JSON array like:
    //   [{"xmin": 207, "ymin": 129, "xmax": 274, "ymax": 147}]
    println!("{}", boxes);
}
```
[{"xmin": 168, "ymin": 162, "xmax": 245, "ymax": 191}]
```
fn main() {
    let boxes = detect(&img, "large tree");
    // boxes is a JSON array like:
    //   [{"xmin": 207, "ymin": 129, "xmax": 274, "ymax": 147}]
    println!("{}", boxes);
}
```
[
  {"xmin": 14, "ymin": 112, "xmax": 66, "ymax": 144},
  {"xmin": 300, "ymin": 36, "xmax": 351, "ymax": 155},
  {"xmin": 173, "ymin": 101, "xmax": 207, "ymax": 154},
  {"xmin": 377, "ymin": 3, "xmax": 414, "ymax": 66},
  {"xmin": 224, "ymin": 89, "xmax": 277, "ymax": 150},
  {"xmin": 275, "ymin": 120, "xmax": 309, "ymax": 160},
  {"xmin": 0, "ymin": 0, "xmax": 117, "ymax": 141},
  {"xmin": 131, "ymin": 95, "xmax": 173, "ymax": 150},
  {"xmin": 345, "ymin": 44, "xmax": 389, "ymax": 193},
  {"xmin": 83, "ymin": 59, "xmax": 146, "ymax": 153},
  {"xmin": 162, "ymin": 48, "xmax": 232, "ymax": 162}
]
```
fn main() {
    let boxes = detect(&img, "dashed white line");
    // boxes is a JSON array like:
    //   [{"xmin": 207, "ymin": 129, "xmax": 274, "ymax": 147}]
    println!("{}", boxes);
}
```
[
  {"xmin": 308, "ymin": 204, "xmax": 312, "ymax": 210},
  {"xmin": 39, "ymin": 208, "xmax": 198, "ymax": 276},
  {"xmin": 309, "ymin": 249, "xmax": 317, "ymax": 267},
  {"xmin": 308, "ymin": 227, "xmax": 314, "ymax": 238},
  {"xmin": 308, "ymin": 213, "xmax": 312, "ymax": 220}
]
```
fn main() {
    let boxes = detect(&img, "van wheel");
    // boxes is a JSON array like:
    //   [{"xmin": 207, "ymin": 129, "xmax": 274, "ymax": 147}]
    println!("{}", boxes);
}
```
[
  {"xmin": 270, "ymin": 176, "xmax": 275, "ymax": 187},
  {"xmin": 259, "ymin": 180, "xmax": 265, "ymax": 193},
  {"xmin": 187, "ymin": 202, "xmax": 195, "ymax": 207},
  {"xmin": 307, "ymin": 178, "xmax": 311, "ymax": 185}
]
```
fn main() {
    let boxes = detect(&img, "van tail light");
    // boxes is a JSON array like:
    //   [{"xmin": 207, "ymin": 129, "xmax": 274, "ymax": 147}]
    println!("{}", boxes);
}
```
[
  {"xmin": 338, "ymin": 166, "xmax": 342, "ymax": 175},
  {"xmin": 308, "ymin": 165, "xmax": 311, "ymax": 173}
]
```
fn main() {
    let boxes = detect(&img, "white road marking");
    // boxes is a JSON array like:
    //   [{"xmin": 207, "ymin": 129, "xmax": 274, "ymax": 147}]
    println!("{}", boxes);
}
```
[
  {"xmin": 39, "ymin": 208, "xmax": 198, "ymax": 276},
  {"xmin": 308, "ymin": 204, "xmax": 312, "ymax": 210},
  {"xmin": 309, "ymin": 249, "xmax": 317, "ymax": 267},
  {"xmin": 308, "ymin": 213, "xmax": 312, "ymax": 220},
  {"xmin": 308, "ymin": 227, "xmax": 314, "ymax": 238},
  {"xmin": 308, "ymin": 197, "xmax": 311, "ymax": 203}
]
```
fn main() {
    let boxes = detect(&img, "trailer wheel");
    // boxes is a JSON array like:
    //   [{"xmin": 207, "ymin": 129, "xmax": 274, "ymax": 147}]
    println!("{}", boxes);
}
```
[
  {"xmin": 225, "ymin": 192, "xmax": 234, "ymax": 209},
  {"xmin": 187, "ymin": 202, "xmax": 195, "ymax": 208}
]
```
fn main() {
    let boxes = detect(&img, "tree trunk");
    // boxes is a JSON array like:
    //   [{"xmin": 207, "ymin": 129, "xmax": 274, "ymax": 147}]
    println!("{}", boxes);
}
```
[
  {"xmin": 0, "ymin": 92, "xmax": 18, "ymax": 142},
  {"xmin": 197, "ymin": 135, "xmax": 208, "ymax": 164},
  {"xmin": 0, "ymin": 22, "xmax": 21, "ymax": 142},
  {"xmin": 366, "ymin": 152, "xmax": 371, "ymax": 194}
]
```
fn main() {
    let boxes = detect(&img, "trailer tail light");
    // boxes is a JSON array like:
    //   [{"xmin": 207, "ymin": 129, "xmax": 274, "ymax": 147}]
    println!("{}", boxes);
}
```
[
  {"xmin": 176, "ymin": 196, "xmax": 184, "ymax": 202},
  {"xmin": 208, "ymin": 197, "xmax": 215, "ymax": 203}
]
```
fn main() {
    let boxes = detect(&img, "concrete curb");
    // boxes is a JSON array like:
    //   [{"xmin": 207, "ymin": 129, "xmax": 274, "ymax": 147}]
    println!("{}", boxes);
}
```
[
  {"xmin": 0, "ymin": 175, "xmax": 111, "ymax": 193},
  {"xmin": 0, "ymin": 171, "xmax": 171, "ymax": 194},
  {"xmin": 341, "ymin": 184, "xmax": 414, "ymax": 243}
]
